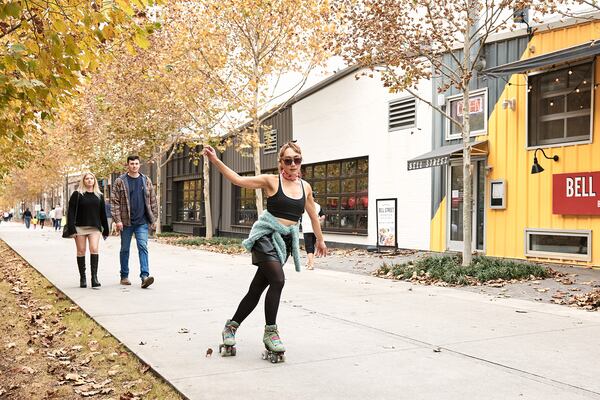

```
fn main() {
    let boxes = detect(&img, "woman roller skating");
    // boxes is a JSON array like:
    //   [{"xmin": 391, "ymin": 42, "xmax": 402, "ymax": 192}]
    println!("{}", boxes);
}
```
[{"xmin": 203, "ymin": 142, "xmax": 327, "ymax": 363}]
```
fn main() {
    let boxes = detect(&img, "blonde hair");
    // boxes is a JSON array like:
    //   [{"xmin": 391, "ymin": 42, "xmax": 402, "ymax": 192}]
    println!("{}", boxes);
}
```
[
  {"xmin": 77, "ymin": 172, "xmax": 102, "ymax": 197},
  {"xmin": 278, "ymin": 141, "xmax": 302, "ymax": 172}
]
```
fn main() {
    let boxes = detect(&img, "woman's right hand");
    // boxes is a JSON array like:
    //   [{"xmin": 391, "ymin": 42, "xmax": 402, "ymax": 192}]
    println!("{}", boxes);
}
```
[{"xmin": 202, "ymin": 145, "xmax": 218, "ymax": 162}]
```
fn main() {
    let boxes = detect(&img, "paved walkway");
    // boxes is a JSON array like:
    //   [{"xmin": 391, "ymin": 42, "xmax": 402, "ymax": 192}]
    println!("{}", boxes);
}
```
[{"xmin": 1, "ymin": 222, "xmax": 600, "ymax": 400}]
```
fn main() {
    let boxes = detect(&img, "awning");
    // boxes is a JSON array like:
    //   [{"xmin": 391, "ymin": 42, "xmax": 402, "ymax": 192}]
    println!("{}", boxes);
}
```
[
  {"xmin": 482, "ymin": 40, "xmax": 600, "ymax": 77},
  {"xmin": 407, "ymin": 141, "xmax": 488, "ymax": 171}
]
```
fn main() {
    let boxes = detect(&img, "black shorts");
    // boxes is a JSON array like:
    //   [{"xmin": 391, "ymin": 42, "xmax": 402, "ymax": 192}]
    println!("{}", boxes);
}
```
[
  {"xmin": 251, "ymin": 234, "xmax": 292, "ymax": 266},
  {"xmin": 303, "ymin": 233, "xmax": 316, "ymax": 254}
]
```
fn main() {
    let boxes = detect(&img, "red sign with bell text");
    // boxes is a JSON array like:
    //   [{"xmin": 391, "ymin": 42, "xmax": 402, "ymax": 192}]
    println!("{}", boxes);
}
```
[{"xmin": 553, "ymin": 172, "xmax": 600, "ymax": 215}]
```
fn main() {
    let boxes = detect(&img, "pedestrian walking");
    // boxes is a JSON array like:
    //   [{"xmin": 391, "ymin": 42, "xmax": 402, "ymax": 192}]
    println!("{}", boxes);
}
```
[
  {"xmin": 54, "ymin": 205, "xmax": 63, "ymax": 231},
  {"xmin": 49, "ymin": 207, "xmax": 56, "ymax": 230},
  {"xmin": 301, "ymin": 201, "xmax": 325, "ymax": 270},
  {"xmin": 32, "ymin": 214, "xmax": 38, "ymax": 229},
  {"xmin": 202, "ymin": 142, "xmax": 327, "ymax": 362},
  {"xmin": 105, "ymin": 201, "xmax": 113, "ymax": 235},
  {"xmin": 111, "ymin": 155, "xmax": 158, "ymax": 289},
  {"xmin": 64, "ymin": 172, "xmax": 109, "ymax": 288},
  {"xmin": 37, "ymin": 208, "xmax": 46, "ymax": 229},
  {"xmin": 23, "ymin": 208, "xmax": 32, "ymax": 229}
]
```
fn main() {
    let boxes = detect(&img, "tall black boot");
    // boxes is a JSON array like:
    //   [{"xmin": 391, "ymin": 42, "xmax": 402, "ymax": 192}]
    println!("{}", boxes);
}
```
[
  {"xmin": 90, "ymin": 254, "xmax": 101, "ymax": 288},
  {"xmin": 77, "ymin": 256, "xmax": 86, "ymax": 288}
]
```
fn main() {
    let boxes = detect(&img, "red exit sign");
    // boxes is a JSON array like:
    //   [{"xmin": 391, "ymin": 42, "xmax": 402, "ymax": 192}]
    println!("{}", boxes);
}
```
[{"xmin": 553, "ymin": 172, "xmax": 600, "ymax": 215}]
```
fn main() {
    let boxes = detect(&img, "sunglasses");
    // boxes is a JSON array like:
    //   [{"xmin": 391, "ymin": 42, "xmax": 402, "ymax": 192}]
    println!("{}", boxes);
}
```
[{"xmin": 281, "ymin": 156, "xmax": 302, "ymax": 166}]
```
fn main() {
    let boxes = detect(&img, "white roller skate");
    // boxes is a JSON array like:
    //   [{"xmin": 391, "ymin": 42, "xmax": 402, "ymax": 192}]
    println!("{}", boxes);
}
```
[
  {"xmin": 219, "ymin": 320, "xmax": 239, "ymax": 357},
  {"xmin": 261, "ymin": 324, "xmax": 286, "ymax": 363}
]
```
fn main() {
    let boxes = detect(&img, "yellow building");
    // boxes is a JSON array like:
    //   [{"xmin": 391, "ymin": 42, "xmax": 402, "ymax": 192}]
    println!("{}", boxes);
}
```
[{"xmin": 414, "ymin": 17, "xmax": 600, "ymax": 268}]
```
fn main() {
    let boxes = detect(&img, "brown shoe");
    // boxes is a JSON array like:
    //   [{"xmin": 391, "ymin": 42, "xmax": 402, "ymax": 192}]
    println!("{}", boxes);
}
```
[
  {"xmin": 141, "ymin": 276, "xmax": 154, "ymax": 289},
  {"xmin": 120, "ymin": 278, "xmax": 131, "ymax": 285}
]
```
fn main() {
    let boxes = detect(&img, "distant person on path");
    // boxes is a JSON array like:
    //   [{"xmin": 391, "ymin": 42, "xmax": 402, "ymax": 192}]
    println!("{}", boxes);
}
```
[
  {"xmin": 105, "ymin": 201, "xmax": 113, "ymax": 235},
  {"xmin": 32, "ymin": 213, "xmax": 38, "ymax": 229},
  {"xmin": 301, "ymin": 201, "xmax": 325, "ymax": 270},
  {"xmin": 202, "ymin": 142, "xmax": 327, "ymax": 361},
  {"xmin": 111, "ymin": 155, "xmax": 158, "ymax": 289},
  {"xmin": 66, "ymin": 172, "xmax": 109, "ymax": 288},
  {"xmin": 49, "ymin": 207, "xmax": 56, "ymax": 229},
  {"xmin": 23, "ymin": 208, "xmax": 32, "ymax": 229},
  {"xmin": 54, "ymin": 205, "xmax": 63, "ymax": 231},
  {"xmin": 37, "ymin": 208, "xmax": 46, "ymax": 229}
]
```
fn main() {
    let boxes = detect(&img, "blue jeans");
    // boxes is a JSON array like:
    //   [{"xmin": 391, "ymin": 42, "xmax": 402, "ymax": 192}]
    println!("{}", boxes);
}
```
[
  {"xmin": 24, "ymin": 217, "xmax": 31, "ymax": 229},
  {"xmin": 120, "ymin": 224, "xmax": 149, "ymax": 280}
]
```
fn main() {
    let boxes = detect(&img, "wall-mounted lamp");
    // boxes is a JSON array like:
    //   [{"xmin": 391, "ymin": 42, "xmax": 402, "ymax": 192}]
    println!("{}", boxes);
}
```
[{"xmin": 531, "ymin": 148, "xmax": 559, "ymax": 174}]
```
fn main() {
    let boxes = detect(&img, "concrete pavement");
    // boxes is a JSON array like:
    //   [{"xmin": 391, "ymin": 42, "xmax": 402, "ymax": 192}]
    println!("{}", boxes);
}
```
[{"xmin": 1, "ymin": 221, "xmax": 599, "ymax": 400}]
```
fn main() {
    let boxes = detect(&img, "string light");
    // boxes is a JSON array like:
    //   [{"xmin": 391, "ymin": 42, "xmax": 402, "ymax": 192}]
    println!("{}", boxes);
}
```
[
  {"xmin": 568, "ymin": 70, "xmax": 573, "ymax": 75},
  {"xmin": 550, "ymin": 101, "xmax": 554, "ymax": 106},
  {"xmin": 555, "ymin": 77, "xmax": 560, "ymax": 82}
]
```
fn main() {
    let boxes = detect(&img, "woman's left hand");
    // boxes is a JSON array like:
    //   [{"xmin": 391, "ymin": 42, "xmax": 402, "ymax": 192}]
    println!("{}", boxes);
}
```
[{"xmin": 315, "ymin": 239, "xmax": 328, "ymax": 257}]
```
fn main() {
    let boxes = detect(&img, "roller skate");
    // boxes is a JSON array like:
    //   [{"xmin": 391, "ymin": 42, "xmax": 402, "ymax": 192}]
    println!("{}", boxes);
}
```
[
  {"xmin": 219, "ymin": 320, "xmax": 239, "ymax": 357},
  {"xmin": 261, "ymin": 324, "xmax": 286, "ymax": 363}
]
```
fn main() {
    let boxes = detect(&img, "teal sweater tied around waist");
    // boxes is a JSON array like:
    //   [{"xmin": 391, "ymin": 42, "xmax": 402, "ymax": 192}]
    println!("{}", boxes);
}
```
[{"xmin": 242, "ymin": 210, "xmax": 301, "ymax": 272}]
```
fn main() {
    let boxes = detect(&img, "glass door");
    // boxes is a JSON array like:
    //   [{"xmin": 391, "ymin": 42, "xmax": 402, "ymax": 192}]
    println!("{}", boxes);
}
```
[{"xmin": 447, "ymin": 161, "xmax": 485, "ymax": 252}]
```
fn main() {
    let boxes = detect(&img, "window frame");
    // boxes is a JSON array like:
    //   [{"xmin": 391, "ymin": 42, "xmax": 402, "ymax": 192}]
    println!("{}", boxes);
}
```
[
  {"xmin": 524, "ymin": 228, "xmax": 592, "ymax": 262},
  {"xmin": 445, "ymin": 88, "xmax": 488, "ymax": 140},
  {"xmin": 526, "ymin": 60, "xmax": 595, "ymax": 150},
  {"xmin": 175, "ymin": 178, "xmax": 205, "ymax": 224},
  {"xmin": 301, "ymin": 156, "xmax": 369, "ymax": 235},
  {"xmin": 232, "ymin": 170, "xmax": 275, "ymax": 227},
  {"xmin": 388, "ymin": 96, "xmax": 416, "ymax": 132}
]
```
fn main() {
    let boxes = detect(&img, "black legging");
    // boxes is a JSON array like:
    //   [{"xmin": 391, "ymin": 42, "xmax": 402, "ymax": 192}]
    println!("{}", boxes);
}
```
[{"xmin": 231, "ymin": 260, "xmax": 285, "ymax": 326}]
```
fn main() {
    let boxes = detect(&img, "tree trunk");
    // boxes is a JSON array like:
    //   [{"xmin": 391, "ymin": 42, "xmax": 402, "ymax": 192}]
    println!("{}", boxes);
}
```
[
  {"xmin": 203, "ymin": 155, "xmax": 213, "ymax": 239},
  {"xmin": 155, "ymin": 156, "xmax": 162, "ymax": 235},
  {"xmin": 253, "ymin": 140, "xmax": 263, "ymax": 215},
  {"xmin": 461, "ymin": 1, "xmax": 475, "ymax": 266}
]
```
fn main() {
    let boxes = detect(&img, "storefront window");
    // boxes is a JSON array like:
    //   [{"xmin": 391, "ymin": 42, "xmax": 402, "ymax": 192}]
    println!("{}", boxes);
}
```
[
  {"xmin": 528, "ymin": 62, "xmax": 593, "ymax": 147},
  {"xmin": 302, "ymin": 157, "xmax": 368, "ymax": 234},
  {"xmin": 176, "ymin": 179, "xmax": 204, "ymax": 223},
  {"xmin": 526, "ymin": 229, "xmax": 591, "ymax": 261},
  {"xmin": 233, "ymin": 170, "xmax": 273, "ymax": 226},
  {"xmin": 446, "ymin": 89, "xmax": 487, "ymax": 139}
]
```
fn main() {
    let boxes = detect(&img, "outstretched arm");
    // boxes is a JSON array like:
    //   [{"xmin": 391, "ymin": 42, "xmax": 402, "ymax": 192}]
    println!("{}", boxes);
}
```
[
  {"xmin": 202, "ymin": 145, "xmax": 274, "ymax": 191},
  {"xmin": 304, "ymin": 183, "xmax": 328, "ymax": 257}
]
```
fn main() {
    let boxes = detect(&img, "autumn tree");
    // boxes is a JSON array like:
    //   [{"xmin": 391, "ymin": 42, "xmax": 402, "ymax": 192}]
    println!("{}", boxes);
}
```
[
  {"xmin": 0, "ymin": 0, "xmax": 157, "ymax": 177},
  {"xmin": 197, "ymin": 0, "xmax": 333, "ymax": 214},
  {"xmin": 60, "ymin": 2, "xmax": 233, "ymax": 235},
  {"xmin": 335, "ymin": 0, "xmax": 560, "ymax": 265}
]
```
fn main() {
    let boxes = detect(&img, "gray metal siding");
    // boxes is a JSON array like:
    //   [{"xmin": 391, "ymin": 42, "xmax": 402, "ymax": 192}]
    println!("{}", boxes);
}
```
[
  {"xmin": 430, "ymin": 35, "xmax": 529, "ymax": 217},
  {"xmin": 161, "ymin": 145, "xmax": 222, "ymax": 235},
  {"xmin": 220, "ymin": 107, "xmax": 293, "ymax": 235}
]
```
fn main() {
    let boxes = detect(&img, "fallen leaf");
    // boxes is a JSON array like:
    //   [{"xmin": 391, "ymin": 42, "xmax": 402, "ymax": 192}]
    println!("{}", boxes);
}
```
[
  {"xmin": 18, "ymin": 366, "xmax": 35, "ymax": 374},
  {"xmin": 65, "ymin": 373, "xmax": 82, "ymax": 381}
]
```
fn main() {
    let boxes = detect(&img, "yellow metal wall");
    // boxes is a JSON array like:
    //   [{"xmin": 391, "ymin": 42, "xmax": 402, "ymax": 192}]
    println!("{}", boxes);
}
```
[
  {"xmin": 431, "ymin": 21, "xmax": 600, "ymax": 267},
  {"xmin": 430, "ymin": 197, "xmax": 446, "ymax": 251}
]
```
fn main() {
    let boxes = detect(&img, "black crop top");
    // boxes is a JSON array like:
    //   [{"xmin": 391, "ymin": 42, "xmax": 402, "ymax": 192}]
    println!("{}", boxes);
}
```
[{"xmin": 266, "ymin": 175, "xmax": 306, "ymax": 221}]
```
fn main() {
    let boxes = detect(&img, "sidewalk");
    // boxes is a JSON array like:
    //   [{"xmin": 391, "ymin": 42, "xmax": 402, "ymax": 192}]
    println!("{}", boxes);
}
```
[{"xmin": 1, "ymin": 222, "xmax": 600, "ymax": 400}]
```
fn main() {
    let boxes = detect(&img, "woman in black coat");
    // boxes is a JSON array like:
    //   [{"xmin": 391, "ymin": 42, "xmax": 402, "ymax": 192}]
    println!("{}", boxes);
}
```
[{"xmin": 66, "ymin": 172, "xmax": 109, "ymax": 288}]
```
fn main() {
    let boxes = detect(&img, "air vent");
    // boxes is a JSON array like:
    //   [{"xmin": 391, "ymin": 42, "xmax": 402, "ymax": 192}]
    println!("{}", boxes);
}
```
[
  {"xmin": 389, "ymin": 97, "xmax": 416, "ymax": 131},
  {"xmin": 264, "ymin": 129, "xmax": 277, "ymax": 153}
]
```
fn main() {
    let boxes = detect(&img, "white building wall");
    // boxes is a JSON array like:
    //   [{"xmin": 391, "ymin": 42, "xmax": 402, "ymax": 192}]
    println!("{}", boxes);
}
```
[{"xmin": 292, "ymin": 71, "xmax": 432, "ymax": 250}]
